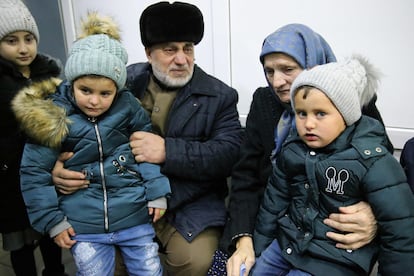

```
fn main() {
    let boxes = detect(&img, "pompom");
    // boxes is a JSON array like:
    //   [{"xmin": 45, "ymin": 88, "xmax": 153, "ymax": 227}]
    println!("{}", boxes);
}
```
[
  {"xmin": 66, "ymin": 12, "xmax": 127, "ymax": 89},
  {"xmin": 351, "ymin": 53, "xmax": 383, "ymax": 107},
  {"xmin": 78, "ymin": 11, "xmax": 121, "ymax": 41}
]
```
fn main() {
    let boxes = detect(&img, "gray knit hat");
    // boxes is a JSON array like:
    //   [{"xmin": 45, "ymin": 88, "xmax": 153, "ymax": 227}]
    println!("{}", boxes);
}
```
[
  {"xmin": 291, "ymin": 55, "xmax": 381, "ymax": 126},
  {"xmin": 0, "ymin": 0, "xmax": 39, "ymax": 42},
  {"xmin": 64, "ymin": 13, "xmax": 128, "ymax": 90}
]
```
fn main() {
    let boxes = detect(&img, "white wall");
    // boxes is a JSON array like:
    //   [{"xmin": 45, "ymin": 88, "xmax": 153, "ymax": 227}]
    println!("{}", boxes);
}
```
[{"xmin": 59, "ymin": 0, "xmax": 414, "ymax": 149}]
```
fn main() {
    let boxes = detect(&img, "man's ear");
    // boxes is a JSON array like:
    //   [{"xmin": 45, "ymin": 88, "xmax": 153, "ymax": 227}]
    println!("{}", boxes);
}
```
[{"xmin": 145, "ymin": 47, "xmax": 152, "ymax": 63}]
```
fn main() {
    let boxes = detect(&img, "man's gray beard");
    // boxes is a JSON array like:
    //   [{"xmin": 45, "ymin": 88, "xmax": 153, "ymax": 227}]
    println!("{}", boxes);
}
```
[{"xmin": 152, "ymin": 65, "xmax": 193, "ymax": 89}]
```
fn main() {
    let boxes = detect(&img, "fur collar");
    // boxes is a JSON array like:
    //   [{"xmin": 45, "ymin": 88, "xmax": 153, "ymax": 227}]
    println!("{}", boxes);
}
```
[{"xmin": 11, "ymin": 77, "xmax": 71, "ymax": 148}]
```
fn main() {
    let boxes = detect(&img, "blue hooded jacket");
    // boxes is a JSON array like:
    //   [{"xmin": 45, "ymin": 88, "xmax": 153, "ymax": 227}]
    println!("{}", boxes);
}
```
[{"xmin": 13, "ymin": 79, "xmax": 171, "ymax": 236}]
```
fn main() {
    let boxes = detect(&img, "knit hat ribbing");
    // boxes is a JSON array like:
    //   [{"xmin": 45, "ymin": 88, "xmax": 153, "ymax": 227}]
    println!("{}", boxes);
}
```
[
  {"xmin": 64, "ymin": 13, "xmax": 128, "ymax": 90},
  {"xmin": 0, "ymin": 0, "xmax": 39, "ymax": 42},
  {"xmin": 291, "ymin": 55, "xmax": 381, "ymax": 126}
]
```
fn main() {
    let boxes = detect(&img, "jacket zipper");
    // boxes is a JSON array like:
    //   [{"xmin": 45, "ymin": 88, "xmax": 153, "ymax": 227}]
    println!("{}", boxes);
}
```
[{"xmin": 91, "ymin": 118, "xmax": 109, "ymax": 231}]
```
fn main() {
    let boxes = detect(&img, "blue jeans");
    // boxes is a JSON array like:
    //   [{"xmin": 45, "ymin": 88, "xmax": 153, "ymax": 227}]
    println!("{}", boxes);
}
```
[
  {"xmin": 71, "ymin": 223, "xmax": 162, "ymax": 276},
  {"xmin": 251, "ymin": 240, "xmax": 312, "ymax": 276}
]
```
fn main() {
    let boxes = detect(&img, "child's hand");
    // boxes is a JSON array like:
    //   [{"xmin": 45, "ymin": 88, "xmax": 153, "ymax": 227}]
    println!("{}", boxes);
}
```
[
  {"xmin": 54, "ymin": 227, "xmax": 76, "ymax": 249},
  {"xmin": 148, "ymin": 207, "xmax": 166, "ymax": 223}
]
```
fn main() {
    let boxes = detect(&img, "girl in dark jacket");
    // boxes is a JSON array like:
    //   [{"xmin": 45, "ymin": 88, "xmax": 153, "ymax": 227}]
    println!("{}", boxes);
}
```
[
  {"xmin": 252, "ymin": 56, "xmax": 414, "ymax": 276},
  {"xmin": 0, "ymin": 0, "xmax": 66, "ymax": 275}
]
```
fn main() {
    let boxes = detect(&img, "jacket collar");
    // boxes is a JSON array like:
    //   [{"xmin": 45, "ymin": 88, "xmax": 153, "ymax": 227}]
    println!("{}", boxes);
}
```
[{"xmin": 0, "ymin": 54, "xmax": 61, "ymax": 80}]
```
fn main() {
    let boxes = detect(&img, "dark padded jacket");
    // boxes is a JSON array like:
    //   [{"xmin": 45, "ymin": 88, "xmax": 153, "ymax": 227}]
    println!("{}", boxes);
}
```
[
  {"xmin": 14, "ymin": 80, "xmax": 170, "ymax": 235},
  {"xmin": 254, "ymin": 116, "xmax": 414, "ymax": 276}
]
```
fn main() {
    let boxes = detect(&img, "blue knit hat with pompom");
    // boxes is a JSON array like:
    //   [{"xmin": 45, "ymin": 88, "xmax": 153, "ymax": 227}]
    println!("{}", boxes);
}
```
[{"xmin": 64, "ymin": 12, "xmax": 128, "ymax": 90}]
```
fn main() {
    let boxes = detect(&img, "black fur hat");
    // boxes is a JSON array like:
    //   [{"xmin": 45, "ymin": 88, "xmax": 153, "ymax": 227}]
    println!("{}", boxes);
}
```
[{"xmin": 139, "ymin": 1, "xmax": 204, "ymax": 47}]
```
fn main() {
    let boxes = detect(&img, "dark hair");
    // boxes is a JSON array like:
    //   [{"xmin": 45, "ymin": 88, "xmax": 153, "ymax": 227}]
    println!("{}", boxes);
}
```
[{"xmin": 295, "ymin": 85, "xmax": 314, "ymax": 100}]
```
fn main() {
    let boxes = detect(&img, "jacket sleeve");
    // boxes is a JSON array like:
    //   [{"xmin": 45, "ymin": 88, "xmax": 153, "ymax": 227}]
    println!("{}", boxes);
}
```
[
  {"xmin": 225, "ymin": 92, "xmax": 270, "ymax": 244},
  {"xmin": 400, "ymin": 137, "xmax": 414, "ymax": 193},
  {"xmin": 138, "ymin": 162, "xmax": 171, "ymax": 201},
  {"xmin": 253, "ymin": 160, "xmax": 290, "ymax": 256},
  {"xmin": 20, "ymin": 142, "xmax": 66, "ymax": 235},
  {"xmin": 363, "ymin": 154, "xmax": 414, "ymax": 275}
]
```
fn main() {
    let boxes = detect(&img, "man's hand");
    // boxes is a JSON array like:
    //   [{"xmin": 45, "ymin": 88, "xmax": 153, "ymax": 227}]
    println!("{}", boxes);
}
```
[
  {"xmin": 227, "ymin": 236, "xmax": 256, "ymax": 276},
  {"xmin": 324, "ymin": 201, "xmax": 377, "ymax": 250},
  {"xmin": 52, "ymin": 152, "xmax": 89, "ymax": 194},
  {"xmin": 130, "ymin": 131, "xmax": 166, "ymax": 164},
  {"xmin": 53, "ymin": 227, "xmax": 76, "ymax": 249}
]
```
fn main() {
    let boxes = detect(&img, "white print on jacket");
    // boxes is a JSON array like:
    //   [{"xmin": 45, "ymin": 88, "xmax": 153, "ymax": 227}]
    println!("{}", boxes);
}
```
[{"xmin": 325, "ymin": 166, "xmax": 349, "ymax": 195}]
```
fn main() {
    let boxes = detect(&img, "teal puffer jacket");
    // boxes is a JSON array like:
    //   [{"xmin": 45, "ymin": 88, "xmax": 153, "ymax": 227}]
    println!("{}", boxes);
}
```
[
  {"xmin": 254, "ymin": 116, "xmax": 414, "ymax": 276},
  {"xmin": 14, "ymin": 80, "xmax": 170, "ymax": 236}
]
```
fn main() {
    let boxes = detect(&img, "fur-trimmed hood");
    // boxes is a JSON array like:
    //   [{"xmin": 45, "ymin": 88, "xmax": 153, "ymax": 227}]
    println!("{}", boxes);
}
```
[{"xmin": 11, "ymin": 77, "xmax": 71, "ymax": 149}]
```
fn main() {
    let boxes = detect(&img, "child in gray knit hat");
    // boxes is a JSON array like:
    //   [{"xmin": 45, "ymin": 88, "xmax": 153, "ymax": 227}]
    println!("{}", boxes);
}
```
[
  {"xmin": 12, "ymin": 12, "xmax": 170, "ymax": 276},
  {"xmin": 0, "ymin": 0, "xmax": 68, "ymax": 275},
  {"xmin": 252, "ymin": 55, "xmax": 414, "ymax": 276}
]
